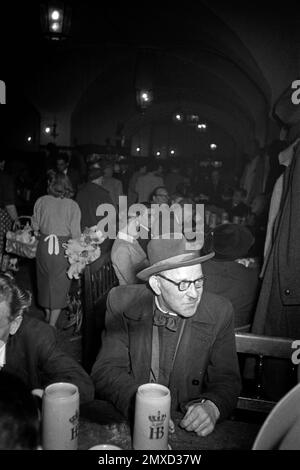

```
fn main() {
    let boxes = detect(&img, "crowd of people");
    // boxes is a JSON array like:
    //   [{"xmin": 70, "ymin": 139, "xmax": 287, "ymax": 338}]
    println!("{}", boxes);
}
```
[{"xmin": 0, "ymin": 137, "xmax": 299, "ymax": 449}]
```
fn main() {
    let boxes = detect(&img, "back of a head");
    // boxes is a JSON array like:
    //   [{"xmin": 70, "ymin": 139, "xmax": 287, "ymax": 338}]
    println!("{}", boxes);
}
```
[
  {"xmin": 138, "ymin": 162, "xmax": 148, "ymax": 173},
  {"xmin": 56, "ymin": 152, "xmax": 69, "ymax": 164},
  {"xmin": 0, "ymin": 372, "xmax": 40, "ymax": 450},
  {"xmin": 48, "ymin": 172, "xmax": 74, "ymax": 199},
  {"xmin": 0, "ymin": 272, "xmax": 31, "ymax": 320},
  {"xmin": 87, "ymin": 162, "xmax": 104, "ymax": 182}
]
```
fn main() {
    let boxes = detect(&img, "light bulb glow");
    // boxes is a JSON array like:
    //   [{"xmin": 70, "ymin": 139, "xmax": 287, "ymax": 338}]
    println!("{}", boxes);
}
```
[
  {"xmin": 45, "ymin": 127, "xmax": 51, "ymax": 134},
  {"xmin": 27, "ymin": 136, "xmax": 32, "ymax": 142},
  {"xmin": 51, "ymin": 22, "xmax": 59, "ymax": 31},
  {"xmin": 170, "ymin": 150, "xmax": 175, "ymax": 155},
  {"xmin": 156, "ymin": 151, "xmax": 161, "ymax": 156},
  {"xmin": 210, "ymin": 143, "xmax": 217, "ymax": 150},
  {"xmin": 136, "ymin": 147, "xmax": 141, "ymax": 152},
  {"xmin": 51, "ymin": 10, "xmax": 60, "ymax": 20}
]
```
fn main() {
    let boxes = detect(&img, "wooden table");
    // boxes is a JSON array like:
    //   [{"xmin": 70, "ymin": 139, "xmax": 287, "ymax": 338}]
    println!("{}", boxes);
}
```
[{"xmin": 79, "ymin": 401, "xmax": 260, "ymax": 450}]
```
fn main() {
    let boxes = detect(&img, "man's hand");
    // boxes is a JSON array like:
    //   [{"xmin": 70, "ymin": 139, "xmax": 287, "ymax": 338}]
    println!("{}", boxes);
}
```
[
  {"xmin": 169, "ymin": 418, "xmax": 175, "ymax": 434},
  {"xmin": 179, "ymin": 400, "xmax": 220, "ymax": 437}
]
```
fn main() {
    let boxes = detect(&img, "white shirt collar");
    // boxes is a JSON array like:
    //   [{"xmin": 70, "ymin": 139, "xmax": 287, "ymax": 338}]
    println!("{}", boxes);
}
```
[
  {"xmin": 118, "ymin": 231, "xmax": 135, "ymax": 243},
  {"xmin": 0, "ymin": 341, "xmax": 6, "ymax": 368},
  {"xmin": 155, "ymin": 296, "xmax": 177, "ymax": 316}
]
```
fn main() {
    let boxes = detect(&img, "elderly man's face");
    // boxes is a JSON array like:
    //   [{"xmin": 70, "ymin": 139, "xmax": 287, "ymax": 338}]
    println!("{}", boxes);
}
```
[
  {"xmin": 0, "ymin": 301, "xmax": 13, "ymax": 344},
  {"xmin": 154, "ymin": 263, "xmax": 203, "ymax": 317}
]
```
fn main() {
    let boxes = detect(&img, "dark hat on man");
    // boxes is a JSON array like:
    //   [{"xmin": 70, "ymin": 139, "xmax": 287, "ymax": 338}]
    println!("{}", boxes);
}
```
[
  {"xmin": 210, "ymin": 223, "xmax": 254, "ymax": 260},
  {"xmin": 137, "ymin": 234, "xmax": 214, "ymax": 281}
]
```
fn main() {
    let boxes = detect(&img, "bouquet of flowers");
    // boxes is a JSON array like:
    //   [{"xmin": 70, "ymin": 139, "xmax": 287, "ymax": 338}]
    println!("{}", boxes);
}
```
[
  {"xmin": 6, "ymin": 218, "xmax": 38, "ymax": 259},
  {"xmin": 63, "ymin": 226, "xmax": 105, "ymax": 279}
]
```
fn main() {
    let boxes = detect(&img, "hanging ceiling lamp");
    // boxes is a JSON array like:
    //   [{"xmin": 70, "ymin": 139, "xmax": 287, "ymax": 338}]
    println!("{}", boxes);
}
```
[
  {"xmin": 40, "ymin": 1, "xmax": 72, "ymax": 41},
  {"xmin": 135, "ymin": 50, "xmax": 156, "ymax": 112}
]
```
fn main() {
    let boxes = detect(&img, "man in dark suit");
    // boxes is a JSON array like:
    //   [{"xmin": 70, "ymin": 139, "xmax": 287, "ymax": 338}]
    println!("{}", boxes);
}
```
[
  {"xmin": 0, "ymin": 273, "xmax": 94, "ymax": 404},
  {"xmin": 92, "ymin": 235, "xmax": 241, "ymax": 437}
]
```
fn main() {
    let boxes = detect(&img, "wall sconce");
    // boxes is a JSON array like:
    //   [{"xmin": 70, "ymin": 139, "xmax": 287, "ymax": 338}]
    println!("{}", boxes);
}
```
[
  {"xmin": 197, "ymin": 123, "xmax": 207, "ymax": 132},
  {"xmin": 44, "ymin": 122, "xmax": 59, "ymax": 140},
  {"xmin": 40, "ymin": 1, "xmax": 72, "ymax": 40}
]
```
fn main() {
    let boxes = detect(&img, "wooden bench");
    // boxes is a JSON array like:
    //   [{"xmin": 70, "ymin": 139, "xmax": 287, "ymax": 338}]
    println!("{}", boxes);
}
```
[
  {"xmin": 235, "ymin": 332, "xmax": 296, "ymax": 415},
  {"xmin": 82, "ymin": 252, "xmax": 118, "ymax": 372}
]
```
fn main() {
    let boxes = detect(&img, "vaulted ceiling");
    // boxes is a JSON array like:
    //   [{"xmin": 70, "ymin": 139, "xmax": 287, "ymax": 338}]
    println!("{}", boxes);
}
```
[{"xmin": 6, "ymin": 1, "xmax": 300, "ymax": 159}]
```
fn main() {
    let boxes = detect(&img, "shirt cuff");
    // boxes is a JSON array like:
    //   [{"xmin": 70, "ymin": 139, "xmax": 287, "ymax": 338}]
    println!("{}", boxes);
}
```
[{"xmin": 204, "ymin": 399, "xmax": 220, "ymax": 422}]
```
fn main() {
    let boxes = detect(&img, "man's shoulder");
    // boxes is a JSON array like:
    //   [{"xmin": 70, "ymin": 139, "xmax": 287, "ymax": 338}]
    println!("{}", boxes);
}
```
[
  {"xmin": 111, "ymin": 237, "xmax": 129, "ymax": 251},
  {"xmin": 204, "ymin": 259, "xmax": 258, "ymax": 278},
  {"xmin": 77, "ymin": 182, "xmax": 111, "ymax": 200},
  {"xmin": 17, "ymin": 315, "xmax": 56, "ymax": 342},
  {"xmin": 196, "ymin": 291, "xmax": 234, "ymax": 324},
  {"xmin": 111, "ymin": 238, "xmax": 129, "ymax": 260},
  {"xmin": 107, "ymin": 284, "xmax": 152, "ymax": 313}
]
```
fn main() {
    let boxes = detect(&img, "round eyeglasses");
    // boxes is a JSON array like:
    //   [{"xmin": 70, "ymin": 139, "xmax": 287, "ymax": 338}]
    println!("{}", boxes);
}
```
[{"xmin": 156, "ymin": 274, "xmax": 206, "ymax": 292}]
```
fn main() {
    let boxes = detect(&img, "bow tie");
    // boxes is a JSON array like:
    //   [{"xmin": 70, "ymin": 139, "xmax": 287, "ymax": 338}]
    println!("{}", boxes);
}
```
[{"xmin": 153, "ymin": 310, "xmax": 179, "ymax": 332}]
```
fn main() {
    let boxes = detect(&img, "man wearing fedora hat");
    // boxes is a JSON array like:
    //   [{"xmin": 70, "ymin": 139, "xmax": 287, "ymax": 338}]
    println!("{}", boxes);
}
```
[
  {"xmin": 92, "ymin": 234, "xmax": 241, "ymax": 437},
  {"xmin": 202, "ymin": 224, "xmax": 260, "ymax": 329}
]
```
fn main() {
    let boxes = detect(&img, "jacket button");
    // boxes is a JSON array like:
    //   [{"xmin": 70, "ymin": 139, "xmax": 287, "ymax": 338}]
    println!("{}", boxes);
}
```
[
  {"xmin": 192, "ymin": 379, "xmax": 199, "ymax": 385},
  {"xmin": 284, "ymin": 289, "xmax": 291, "ymax": 296}
]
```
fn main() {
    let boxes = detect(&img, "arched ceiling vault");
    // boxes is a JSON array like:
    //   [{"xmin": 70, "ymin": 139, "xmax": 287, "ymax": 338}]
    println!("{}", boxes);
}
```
[{"xmin": 20, "ymin": 2, "xmax": 300, "ymax": 152}]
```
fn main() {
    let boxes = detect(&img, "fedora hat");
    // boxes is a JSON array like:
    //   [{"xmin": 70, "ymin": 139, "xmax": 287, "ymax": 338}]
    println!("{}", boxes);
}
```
[
  {"xmin": 137, "ymin": 234, "xmax": 214, "ymax": 281},
  {"xmin": 208, "ymin": 223, "xmax": 254, "ymax": 260}
]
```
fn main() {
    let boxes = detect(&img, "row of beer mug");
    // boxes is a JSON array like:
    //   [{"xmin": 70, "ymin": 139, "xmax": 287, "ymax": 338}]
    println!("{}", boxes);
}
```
[
  {"xmin": 205, "ymin": 210, "xmax": 246, "ymax": 228},
  {"xmin": 36, "ymin": 382, "xmax": 171, "ymax": 450}
]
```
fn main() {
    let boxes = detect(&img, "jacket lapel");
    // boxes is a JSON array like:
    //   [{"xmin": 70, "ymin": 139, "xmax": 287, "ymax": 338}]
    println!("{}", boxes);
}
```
[{"xmin": 124, "ymin": 291, "xmax": 154, "ymax": 385}]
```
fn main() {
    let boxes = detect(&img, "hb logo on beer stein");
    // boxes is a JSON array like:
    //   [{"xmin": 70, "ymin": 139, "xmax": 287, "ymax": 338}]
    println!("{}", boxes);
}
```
[
  {"xmin": 69, "ymin": 409, "xmax": 79, "ymax": 440},
  {"xmin": 148, "ymin": 410, "xmax": 167, "ymax": 440}
]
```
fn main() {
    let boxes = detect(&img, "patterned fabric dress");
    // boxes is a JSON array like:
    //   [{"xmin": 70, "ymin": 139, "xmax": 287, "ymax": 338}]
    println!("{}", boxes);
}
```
[
  {"xmin": 0, "ymin": 171, "xmax": 15, "ymax": 255},
  {"xmin": 0, "ymin": 208, "xmax": 12, "ymax": 254}
]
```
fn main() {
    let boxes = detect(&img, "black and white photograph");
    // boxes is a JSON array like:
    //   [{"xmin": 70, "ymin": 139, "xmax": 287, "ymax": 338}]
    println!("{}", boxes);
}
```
[{"xmin": 1, "ymin": 0, "xmax": 300, "ymax": 456}]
